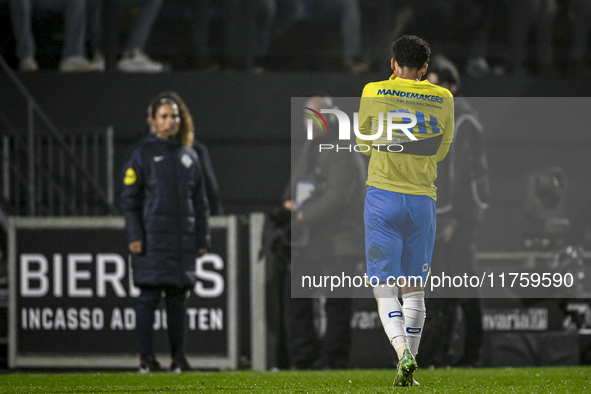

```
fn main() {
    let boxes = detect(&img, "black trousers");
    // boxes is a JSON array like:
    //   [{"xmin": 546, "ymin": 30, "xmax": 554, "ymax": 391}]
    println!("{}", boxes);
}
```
[
  {"xmin": 283, "ymin": 268, "xmax": 352, "ymax": 369},
  {"xmin": 136, "ymin": 285, "xmax": 188, "ymax": 360},
  {"xmin": 425, "ymin": 219, "xmax": 483, "ymax": 366}
]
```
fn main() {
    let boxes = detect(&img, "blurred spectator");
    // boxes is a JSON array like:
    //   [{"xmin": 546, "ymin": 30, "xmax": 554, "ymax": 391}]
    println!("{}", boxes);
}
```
[
  {"xmin": 283, "ymin": 94, "xmax": 366, "ymax": 369},
  {"xmin": 189, "ymin": 0, "xmax": 220, "ymax": 70},
  {"xmin": 462, "ymin": 0, "xmax": 504, "ymax": 76},
  {"xmin": 225, "ymin": 0, "xmax": 276, "ymax": 71},
  {"xmin": 500, "ymin": 0, "xmax": 591, "ymax": 75},
  {"xmin": 276, "ymin": 0, "xmax": 368, "ymax": 73},
  {"xmin": 120, "ymin": 92, "xmax": 211, "ymax": 372},
  {"xmin": 508, "ymin": 0, "xmax": 555, "ymax": 75},
  {"xmin": 423, "ymin": 55, "xmax": 490, "ymax": 367},
  {"xmin": 464, "ymin": 0, "xmax": 556, "ymax": 76},
  {"xmin": 259, "ymin": 205, "xmax": 292, "ymax": 369},
  {"xmin": 433, "ymin": 0, "xmax": 591, "ymax": 76},
  {"xmin": 560, "ymin": 0, "xmax": 591, "ymax": 74},
  {"xmin": 359, "ymin": 0, "xmax": 414, "ymax": 74},
  {"xmin": 9, "ymin": 0, "xmax": 99, "ymax": 72},
  {"xmin": 88, "ymin": 0, "xmax": 164, "ymax": 72},
  {"xmin": 189, "ymin": 0, "xmax": 276, "ymax": 72}
]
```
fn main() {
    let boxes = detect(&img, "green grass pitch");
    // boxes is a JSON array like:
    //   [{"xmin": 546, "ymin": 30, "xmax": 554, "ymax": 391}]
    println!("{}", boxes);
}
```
[{"xmin": 0, "ymin": 367, "xmax": 590, "ymax": 393}]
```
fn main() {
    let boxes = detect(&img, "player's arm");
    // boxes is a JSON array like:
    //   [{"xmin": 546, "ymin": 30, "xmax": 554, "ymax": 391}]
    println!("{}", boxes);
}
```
[
  {"xmin": 435, "ymin": 97, "xmax": 455, "ymax": 162},
  {"xmin": 120, "ymin": 150, "xmax": 145, "ymax": 252},
  {"xmin": 355, "ymin": 85, "xmax": 374, "ymax": 156}
]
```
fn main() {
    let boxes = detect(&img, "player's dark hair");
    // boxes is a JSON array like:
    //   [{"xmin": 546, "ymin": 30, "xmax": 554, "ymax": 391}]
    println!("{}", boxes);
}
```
[
  {"xmin": 392, "ymin": 35, "xmax": 431, "ymax": 70},
  {"xmin": 429, "ymin": 54, "xmax": 461, "ymax": 91}
]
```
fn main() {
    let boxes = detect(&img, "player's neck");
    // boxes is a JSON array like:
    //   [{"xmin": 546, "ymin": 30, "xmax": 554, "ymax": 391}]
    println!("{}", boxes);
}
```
[{"xmin": 397, "ymin": 69, "xmax": 422, "ymax": 81}]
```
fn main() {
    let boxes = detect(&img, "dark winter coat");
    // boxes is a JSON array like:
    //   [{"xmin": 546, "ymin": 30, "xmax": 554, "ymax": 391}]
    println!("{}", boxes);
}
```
[
  {"xmin": 193, "ymin": 140, "xmax": 224, "ymax": 215},
  {"xmin": 435, "ymin": 97, "xmax": 490, "ymax": 222},
  {"xmin": 120, "ymin": 134, "xmax": 211, "ymax": 288}
]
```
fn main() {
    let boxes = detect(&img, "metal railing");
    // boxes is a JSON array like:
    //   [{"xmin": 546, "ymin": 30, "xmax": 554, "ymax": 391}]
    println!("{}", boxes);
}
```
[{"xmin": 0, "ymin": 54, "xmax": 117, "ymax": 217}]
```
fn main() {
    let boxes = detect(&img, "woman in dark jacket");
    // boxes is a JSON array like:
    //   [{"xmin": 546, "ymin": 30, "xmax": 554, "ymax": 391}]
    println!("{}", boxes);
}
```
[
  {"xmin": 150, "ymin": 92, "xmax": 224, "ymax": 216},
  {"xmin": 120, "ymin": 92, "xmax": 211, "ymax": 373}
]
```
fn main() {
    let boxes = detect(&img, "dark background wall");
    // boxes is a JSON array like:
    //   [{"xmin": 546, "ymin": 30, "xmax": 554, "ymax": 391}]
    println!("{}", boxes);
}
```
[{"xmin": 1, "ymin": 72, "xmax": 591, "ymax": 252}]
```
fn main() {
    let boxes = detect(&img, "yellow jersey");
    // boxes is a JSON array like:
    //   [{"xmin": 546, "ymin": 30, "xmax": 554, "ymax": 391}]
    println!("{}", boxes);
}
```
[{"xmin": 356, "ymin": 75, "xmax": 454, "ymax": 200}]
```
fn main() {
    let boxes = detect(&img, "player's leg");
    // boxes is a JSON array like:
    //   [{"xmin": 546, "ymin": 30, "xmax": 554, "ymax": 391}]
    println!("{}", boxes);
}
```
[
  {"xmin": 401, "ymin": 290, "xmax": 426, "ymax": 357},
  {"xmin": 364, "ymin": 188, "xmax": 411, "ymax": 363},
  {"xmin": 372, "ymin": 284, "xmax": 418, "ymax": 387},
  {"xmin": 373, "ymin": 285, "xmax": 407, "ymax": 359},
  {"xmin": 400, "ymin": 194, "xmax": 436, "ymax": 358}
]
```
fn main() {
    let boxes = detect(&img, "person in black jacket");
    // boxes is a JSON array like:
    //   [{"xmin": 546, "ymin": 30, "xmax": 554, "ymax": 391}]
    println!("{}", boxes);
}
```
[
  {"xmin": 282, "ymin": 94, "xmax": 366, "ymax": 369},
  {"xmin": 120, "ymin": 93, "xmax": 211, "ymax": 373},
  {"xmin": 423, "ymin": 55, "xmax": 490, "ymax": 367},
  {"xmin": 147, "ymin": 92, "xmax": 224, "ymax": 216}
]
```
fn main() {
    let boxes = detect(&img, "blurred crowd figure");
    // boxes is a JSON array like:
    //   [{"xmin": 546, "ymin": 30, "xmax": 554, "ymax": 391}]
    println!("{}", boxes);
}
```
[
  {"xmin": 9, "ymin": 0, "xmax": 99, "ymax": 72},
  {"xmin": 421, "ymin": 55, "xmax": 490, "ymax": 367},
  {"xmin": 274, "ymin": 0, "xmax": 368, "ymax": 72},
  {"xmin": 87, "ymin": 0, "xmax": 164, "ymax": 72},
  {"xmin": 463, "ymin": 0, "xmax": 591, "ymax": 76},
  {"xmin": 191, "ymin": 0, "xmax": 277, "ymax": 71},
  {"xmin": 6, "ymin": 0, "xmax": 591, "ymax": 73},
  {"xmin": 8, "ymin": 0, "xmax": 164, "ymax": 72},
  {"xmin": 192, "ymin": 0, "xmax": 367, "ymax": 73},
  {"xmin": 281, "ymin": 94, "xmax": 366, "ymax": 369}
]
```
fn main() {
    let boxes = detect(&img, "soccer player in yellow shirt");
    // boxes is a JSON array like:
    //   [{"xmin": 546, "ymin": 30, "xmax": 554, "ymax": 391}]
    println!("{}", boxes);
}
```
[{"xmin": 356, "ymin": 35, "xmax": 454, "ymax": 386}]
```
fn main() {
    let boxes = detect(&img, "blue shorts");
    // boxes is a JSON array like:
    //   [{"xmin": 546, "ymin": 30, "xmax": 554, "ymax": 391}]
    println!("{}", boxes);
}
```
[{"xmin": 364, "ymin": 187, "xmax": 436, "ymax": 283}]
